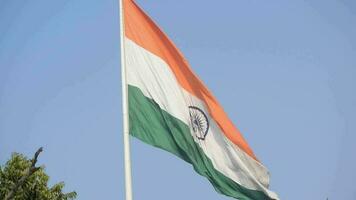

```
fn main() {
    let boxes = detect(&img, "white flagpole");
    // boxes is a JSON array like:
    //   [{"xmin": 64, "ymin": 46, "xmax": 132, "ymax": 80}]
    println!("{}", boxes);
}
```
[{"xmin": 119, "ymin": 0, "xmax": 133, "ymax": 199}]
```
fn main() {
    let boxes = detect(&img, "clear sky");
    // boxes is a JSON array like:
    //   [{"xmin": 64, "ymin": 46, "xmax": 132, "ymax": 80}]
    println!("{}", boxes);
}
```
[{"xmin": 0, "ymin": 0, "xmax": 355, "ymax": 199}]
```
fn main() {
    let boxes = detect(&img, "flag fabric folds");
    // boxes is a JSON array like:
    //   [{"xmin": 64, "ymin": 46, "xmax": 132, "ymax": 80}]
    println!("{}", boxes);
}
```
[{"xmin": 123, "ymin": 0, "xmax": 279, "ymax": 199}]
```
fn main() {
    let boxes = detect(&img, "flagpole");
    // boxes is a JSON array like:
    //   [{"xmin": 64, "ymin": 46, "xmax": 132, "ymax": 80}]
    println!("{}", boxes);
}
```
[{"xmin": 119, "ymin": 0, "xmax": 133, "ymax": 200}]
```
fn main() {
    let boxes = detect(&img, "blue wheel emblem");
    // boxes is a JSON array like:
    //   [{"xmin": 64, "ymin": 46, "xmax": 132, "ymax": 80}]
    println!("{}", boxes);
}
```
[{"xmin": 189, "ymin": 106, "xmax": 210, "ymax": 140}]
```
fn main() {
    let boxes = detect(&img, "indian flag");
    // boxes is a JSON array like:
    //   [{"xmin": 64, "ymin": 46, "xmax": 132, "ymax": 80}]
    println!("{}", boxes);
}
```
[{"xmin": 122, "ymin": 0, "xmax": 279, "ymax": 199}]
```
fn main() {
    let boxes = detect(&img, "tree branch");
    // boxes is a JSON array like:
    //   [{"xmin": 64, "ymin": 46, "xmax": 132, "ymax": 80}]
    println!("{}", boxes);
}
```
[{"xmin": 4, "ymin": 147, "xmax": 43, "ymax": 200}]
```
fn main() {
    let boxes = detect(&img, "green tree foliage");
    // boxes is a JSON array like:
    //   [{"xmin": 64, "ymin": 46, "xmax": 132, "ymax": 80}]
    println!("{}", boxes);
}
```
[{"xmin": 0, "ymin": 152, "xmax": 77, "ymax": 200}]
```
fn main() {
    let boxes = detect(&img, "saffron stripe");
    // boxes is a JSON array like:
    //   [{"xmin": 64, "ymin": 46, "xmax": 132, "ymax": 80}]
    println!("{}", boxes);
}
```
[{"xmin": 123, "ymin": 0, "xmax": 257, "ymax": 160}]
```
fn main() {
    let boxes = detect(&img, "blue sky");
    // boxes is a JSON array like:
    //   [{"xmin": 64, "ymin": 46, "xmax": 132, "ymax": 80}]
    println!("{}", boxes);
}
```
[{"xmin": 0, "ymin": 0, "xmax": 355, "ymax": 199}]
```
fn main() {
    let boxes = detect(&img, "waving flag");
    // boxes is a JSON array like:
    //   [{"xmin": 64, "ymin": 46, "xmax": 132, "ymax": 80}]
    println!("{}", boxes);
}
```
[{"xmin": 122, "ymin": 0, "xmax": 279, "ymax": 199}]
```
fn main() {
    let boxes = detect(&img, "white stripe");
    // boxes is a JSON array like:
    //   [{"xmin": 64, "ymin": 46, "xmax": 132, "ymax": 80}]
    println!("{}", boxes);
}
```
[{"xmin": 125, "ymin": 38, "xmax": 279, "ymax": 199}]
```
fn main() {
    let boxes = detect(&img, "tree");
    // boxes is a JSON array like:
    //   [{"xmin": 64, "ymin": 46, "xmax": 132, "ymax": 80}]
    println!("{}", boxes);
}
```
[{"xmin": 0, "ymin": 148, "xmax": 77, "ymax": 200}]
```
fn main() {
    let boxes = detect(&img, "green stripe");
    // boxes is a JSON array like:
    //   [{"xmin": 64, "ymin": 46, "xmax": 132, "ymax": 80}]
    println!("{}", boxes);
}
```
[{"xmin": 128, "ymin": 85, "xmax": 272, "ymax": 200}]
